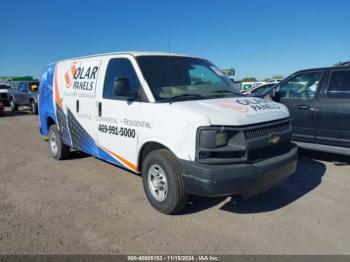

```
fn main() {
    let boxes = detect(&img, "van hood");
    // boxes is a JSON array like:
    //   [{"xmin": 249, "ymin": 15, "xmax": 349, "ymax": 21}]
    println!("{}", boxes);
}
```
[{"xmin": 173, "ymin": 97, "xmax": 289, "ymax": 126}]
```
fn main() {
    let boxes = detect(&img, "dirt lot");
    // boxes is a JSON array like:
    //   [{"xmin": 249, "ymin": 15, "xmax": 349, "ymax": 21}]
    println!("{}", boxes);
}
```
[{"xmin": 0, "ymin": 108, "xmax": 349, "ymax": 255}]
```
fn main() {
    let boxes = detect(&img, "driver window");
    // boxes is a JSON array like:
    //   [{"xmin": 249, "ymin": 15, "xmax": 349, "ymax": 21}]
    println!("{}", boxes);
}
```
[
  {"xmin": 279, "ymin": 72, "xmax": 322, "ymax": 99},
  {"xmin": 103, "ymin": 58, "xmax": 140, "ymax": 99},
  {"xmin": 19, "ymin": 83, "xmax": 28, "ymax": 92}
]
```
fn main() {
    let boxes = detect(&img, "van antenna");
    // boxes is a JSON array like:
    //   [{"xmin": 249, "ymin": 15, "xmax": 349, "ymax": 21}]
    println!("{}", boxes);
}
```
[
  {"xmin": 168, "ymin": 27, "xmax": 172, "ymax": 93},
  {"xmin": 168, "ymin": 27, "xmax": 171, "ymax": 55}
]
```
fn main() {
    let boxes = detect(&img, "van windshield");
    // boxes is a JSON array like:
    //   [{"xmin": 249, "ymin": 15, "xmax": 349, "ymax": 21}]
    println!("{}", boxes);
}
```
[{"xmin": 136, "ymin": 56, "xmax": 240, "ymax": 102}]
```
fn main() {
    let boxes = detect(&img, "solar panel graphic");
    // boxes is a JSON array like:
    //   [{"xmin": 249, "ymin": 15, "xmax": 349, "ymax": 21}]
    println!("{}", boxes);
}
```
[
  {"xmin": 56, "ymin": 105, "xmax": 72, "ymax": 146},
  {"xmin": 67, "ymin": 108, "xmax": 99, "ymax": 156},
  {"xmin": 55, "ymin": 104, "xmax": 128, "ymax": 171}
]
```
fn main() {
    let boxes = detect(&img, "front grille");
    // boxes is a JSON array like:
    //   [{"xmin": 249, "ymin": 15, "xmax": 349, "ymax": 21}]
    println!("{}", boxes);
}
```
[
  {"xmin": 248, "ymin": 141, "xmax": 290, "ymax": 162},
  {"xmin": 197, "ymin": 119, "xmax": 292, "ymax": 164},
  {"xmin": 244, "ymin": 121, "xmax": 290, "ymax": 140},
  {"xmin": 0, "ymin": 93, "xmax": 7, "ymax": 99}
]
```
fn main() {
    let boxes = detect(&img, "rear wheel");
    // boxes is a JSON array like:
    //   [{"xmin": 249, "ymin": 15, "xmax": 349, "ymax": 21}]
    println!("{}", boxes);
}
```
[
  {"xmin": 30, "ymin": 100, "xmax": 38, "ymax": 114},
  {"xmin": 48, "ymin": 125, "xmax": 70, "ymax": 160},
  {"xmin": 10, "ymin": 99, "xmax": 18, "ymax": 112},
  {"xmin": 142, "ymin": 149, "xmax": 188, "ymax": 214}
]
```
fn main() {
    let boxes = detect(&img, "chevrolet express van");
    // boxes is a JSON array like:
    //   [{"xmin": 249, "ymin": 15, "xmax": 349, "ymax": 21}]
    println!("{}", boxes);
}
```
[{"xmin": 39, "ymin": 52, "xmax": 298, "ymax": 214}]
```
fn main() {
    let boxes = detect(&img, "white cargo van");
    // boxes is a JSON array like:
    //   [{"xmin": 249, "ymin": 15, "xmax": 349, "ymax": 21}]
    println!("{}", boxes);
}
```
[{"xmin": 39, "ymin": 52, "xmax": 297, "ymax": 214}]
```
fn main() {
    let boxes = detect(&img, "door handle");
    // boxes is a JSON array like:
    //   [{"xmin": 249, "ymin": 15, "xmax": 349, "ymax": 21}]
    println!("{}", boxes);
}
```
[
  {"xmin": 98, "ymin": 102, "xmax": 102, "ymax": 117},
  {"xmin": 297, "ymin": 105, "xmax": 317, "ymax": 111},
  {"xmin": 297, "ymin": 105, "xmax": 310, "ymax": 110},
  {"xmin": 76, "ymin": 100, "xmax": 79, "ymax": 113}
]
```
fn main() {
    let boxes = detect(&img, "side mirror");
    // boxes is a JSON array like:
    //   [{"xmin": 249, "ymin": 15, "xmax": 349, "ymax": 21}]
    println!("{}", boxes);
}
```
[
  {"xmin": 113, "ymin": 77, "xmax": 138, "ymax": 99},
  {"xmin": 270, "ymin": 87, "xmax": 281, "ymax": 102},
  {"xmin": 126, "ymin": 90, "xmax": 139, "ymax": 99}
]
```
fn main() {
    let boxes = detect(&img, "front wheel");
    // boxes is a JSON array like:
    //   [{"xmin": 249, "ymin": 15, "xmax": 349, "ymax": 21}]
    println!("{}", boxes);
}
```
[
  {"xmin": 48, "ymin": 125, "xmax": 70, "ymax": 160},
  {"xmin": 30, "ymin": 100, "xmax": 38, "ymax": 114},
  {"xmin": 142, "ymin": 149, "xmax": 188, "ymax": 214}
]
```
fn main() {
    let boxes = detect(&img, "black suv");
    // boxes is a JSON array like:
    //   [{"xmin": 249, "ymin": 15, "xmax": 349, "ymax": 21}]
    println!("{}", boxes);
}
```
[{"xmin": 260, "ymin": 63, "xmax": 350, "ymax": 155}]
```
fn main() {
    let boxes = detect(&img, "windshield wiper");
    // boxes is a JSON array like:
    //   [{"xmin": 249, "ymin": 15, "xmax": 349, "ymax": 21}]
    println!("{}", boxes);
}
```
[
  {"xmin": 171, "ymin": 94, "xmax": 204, "ymax": 100},
  {"xmin": 211, "ymin": 90, "xmax": 236, "ymax": 94},
  {"xmin": 210, "ymin": 90, "xmax": 242, "ymax": 96}
]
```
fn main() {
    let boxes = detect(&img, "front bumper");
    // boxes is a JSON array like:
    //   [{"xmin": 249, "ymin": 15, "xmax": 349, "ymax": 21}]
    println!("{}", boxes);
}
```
[
  {"xmin": 0, "ymin": 93, "xmax": 9, "ymax": 102},
  {"xmin": 179, "ymin": 143, "xmax": 298, "ymax": 197}
]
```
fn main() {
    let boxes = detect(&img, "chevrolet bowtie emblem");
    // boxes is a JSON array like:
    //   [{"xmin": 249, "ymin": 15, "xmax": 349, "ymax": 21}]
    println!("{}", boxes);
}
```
[{"xmin": 268, "ymin": 133, "xmax": 280, "ymax": 144}]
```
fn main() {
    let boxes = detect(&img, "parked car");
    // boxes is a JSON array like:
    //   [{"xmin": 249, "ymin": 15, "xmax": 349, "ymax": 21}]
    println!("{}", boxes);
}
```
[
  {"xmin": 241, "ymin": 81, "xmax": 265, "ymax": 92},
  {"xmin": 39, "ymin": 51, "xmax": 297, "ymax": 214},
  {"xmin": 8, "ymin": 81, "xmax": 39, "ymax": 114},
  {"xmin": 268, "ymin": 79, "xmax": 282, "ymax": 84},
  {"xmin": 0, "ymin": 82, "xmax": 11, "ymax": 106},
  {"xmin": 243, "ymin": 83, "xmax": 277, "ymax": 96},
  {"xmin": 261, "ymin": 64, "xmax": 350, "ymax": 155}
]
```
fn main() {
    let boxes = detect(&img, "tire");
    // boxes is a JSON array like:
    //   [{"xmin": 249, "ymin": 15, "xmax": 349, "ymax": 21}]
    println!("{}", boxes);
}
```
[
  {"xmin": 10, "ymin": 99, "xmax": 18, "ymax": 112},
  {"xmin": 48, "ymin": 125, "xmax": 70, "ymax": 160},
  {"xmin": 142, "ymin": 149, "xmax": 188, "ymax": 214},
  {"xmin": 30, "ymin": 100, "xmax": 38, "ymax": 114}
]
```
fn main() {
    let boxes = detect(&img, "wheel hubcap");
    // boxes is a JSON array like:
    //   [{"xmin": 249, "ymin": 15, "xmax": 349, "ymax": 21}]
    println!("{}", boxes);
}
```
[
  {"xmin": 50, "ymin": 132, "xmax": 58, "ymax": 156},
  {"xmin": 147, "ymin": 164, "xmax": 168, "ymax": 202}
]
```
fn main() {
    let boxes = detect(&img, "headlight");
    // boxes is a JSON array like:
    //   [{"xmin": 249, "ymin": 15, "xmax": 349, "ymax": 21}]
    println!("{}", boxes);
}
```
[
  {"xmin": 197, "ymin": 127, "xmax": 246, "ymax": 163},
  {"xmin": 199, "ymin": 128, "xmax": 228, "ymax": 148},
  {"xmin": 215, "ymin": 131, "xmax": 228, "ymax": 147}
]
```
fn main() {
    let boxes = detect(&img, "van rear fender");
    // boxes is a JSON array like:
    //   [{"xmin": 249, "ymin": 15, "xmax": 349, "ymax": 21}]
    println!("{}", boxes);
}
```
[{"xmin": 39, "ymin": 63, "xmax": 56, "ymax": 136}]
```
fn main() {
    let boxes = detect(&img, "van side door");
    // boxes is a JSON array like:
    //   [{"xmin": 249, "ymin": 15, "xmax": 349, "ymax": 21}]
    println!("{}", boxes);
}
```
[
  {"xmin": 315, "ymin": 69, "xmax": 350, "ymax": 147},
  {"xmin": 277, "ymin": 71, "xmax": 324, "ymax": 142},
  {"xmin": 96, "ymin": 57, "xmax": 141, "ymax": 173}
]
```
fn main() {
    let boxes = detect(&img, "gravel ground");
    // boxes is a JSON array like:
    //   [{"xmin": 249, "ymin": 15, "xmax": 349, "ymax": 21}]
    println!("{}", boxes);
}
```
[{"xmin": 0, "ymin": 108, "xmax": 349, "ymax": 254}]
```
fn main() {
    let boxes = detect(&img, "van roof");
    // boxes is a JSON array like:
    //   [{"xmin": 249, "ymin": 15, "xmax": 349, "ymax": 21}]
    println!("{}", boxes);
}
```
[{"xmin": 50, "ymin": 51, "xmax": 199, "ymax": 65}]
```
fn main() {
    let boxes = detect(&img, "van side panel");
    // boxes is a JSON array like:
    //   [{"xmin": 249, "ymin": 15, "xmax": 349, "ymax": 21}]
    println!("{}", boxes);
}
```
[
  {"xmin": 39, "ymin": 63, "xmax": 73, "ymax": 147},
  {"xmin": 52, "ymin": 59, "xmax": 133, "ymax": 170},
  {"xmin": 39, "ymin": 64, "xmax": 56, "ymax": 136}
]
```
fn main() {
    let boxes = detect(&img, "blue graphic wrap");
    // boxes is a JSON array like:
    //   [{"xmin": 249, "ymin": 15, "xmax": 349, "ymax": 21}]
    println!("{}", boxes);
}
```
[
  {"xmin": 67, "ymin": 109, "xmax": 99, "ymax": 156},
  {"xmin": 39, "ymin": 64, "xmax": 128, "ymax": 170},
  {"xmin": 39, "ymin": 64, "xmax": 56, "ymax": 136},
  {"xmin": 56, "ymin": 105, "xmax": 72, "ymax": 146},
  {"xmin": 97, "ymin": 147, "xmax": 124, "ymax": 167}
]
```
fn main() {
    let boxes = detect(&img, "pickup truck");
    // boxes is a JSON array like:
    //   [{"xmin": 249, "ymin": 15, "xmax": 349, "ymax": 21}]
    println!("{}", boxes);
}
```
[
  {"xmin": 9, "ymin": 81, "xmax": 40, "ymax": 114},
  {"xmin": 259, "ymin": 63, "xmax": 350, "ymax": 155}
]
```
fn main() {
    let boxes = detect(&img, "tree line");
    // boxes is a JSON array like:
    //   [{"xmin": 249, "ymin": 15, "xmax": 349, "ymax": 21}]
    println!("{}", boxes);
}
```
[{"xmin": 0, "ymin": 76, "xmax": 38, "ymax": 81}]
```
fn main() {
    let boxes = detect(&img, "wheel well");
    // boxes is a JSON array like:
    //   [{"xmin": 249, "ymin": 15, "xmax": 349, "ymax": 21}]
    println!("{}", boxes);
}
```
[
  {"xmin": 138, "ymin": 142, "xmax": 168, "ymax": 171},
  {"xmin": 47, "ymin": 117, "xmax": 55, "ymax": 129}
]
